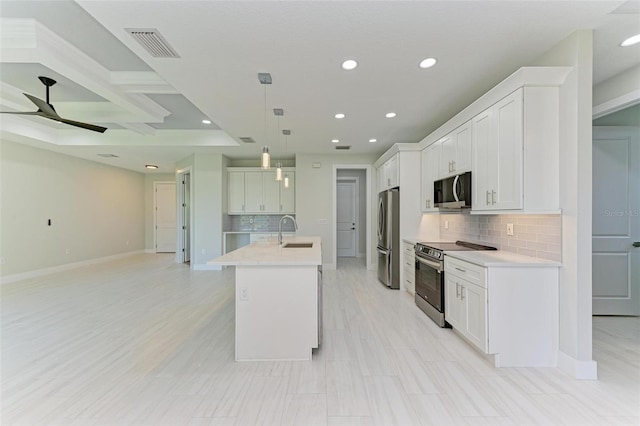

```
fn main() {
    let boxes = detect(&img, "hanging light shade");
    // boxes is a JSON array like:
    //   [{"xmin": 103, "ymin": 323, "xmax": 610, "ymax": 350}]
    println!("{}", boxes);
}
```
[
  {"xmin": 261, "ymin": 146, "xmax": 270, "ymax": 169},
  {"xmin": 275, "ymin": 161, "xmax": 283, "ymax": 181},
  {"xmin": 258, "ymin": 73, "xmax": 272, "ymax": 169}
]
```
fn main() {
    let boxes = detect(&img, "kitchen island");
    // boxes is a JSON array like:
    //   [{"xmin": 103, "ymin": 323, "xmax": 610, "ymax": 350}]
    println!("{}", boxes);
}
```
[{"xmin": 208, "ymin": 236, "xmax": 322, "ymax": 361}]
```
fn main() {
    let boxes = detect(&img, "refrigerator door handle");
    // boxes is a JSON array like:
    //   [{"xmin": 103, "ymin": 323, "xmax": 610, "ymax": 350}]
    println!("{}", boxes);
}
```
[
  {"xmin": 377, "ymin": 196, "xmax": 384, "ymax": 242},
  {"xmin": 376, "ymin": 247, "xmax": 389, "ymax": 256}
]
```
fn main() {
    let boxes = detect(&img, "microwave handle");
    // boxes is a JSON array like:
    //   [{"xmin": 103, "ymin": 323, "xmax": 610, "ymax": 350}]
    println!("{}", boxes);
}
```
[{"xmin": 453, "ymin": 174, "xmax": 460, "ymax": 202}]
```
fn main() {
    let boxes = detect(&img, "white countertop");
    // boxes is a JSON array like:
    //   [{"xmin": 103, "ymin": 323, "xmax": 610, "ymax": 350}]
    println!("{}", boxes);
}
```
[
  {"xmin": 444, "ymin": 250, "xmax": 561, "ymax": 268},
  {"xmin": 402, "ymin": 238, "xmax": 421, "ymax": 245},
  {"xmin": 209, "ymin": 236, "xmax": 322, "ymax": 266}
]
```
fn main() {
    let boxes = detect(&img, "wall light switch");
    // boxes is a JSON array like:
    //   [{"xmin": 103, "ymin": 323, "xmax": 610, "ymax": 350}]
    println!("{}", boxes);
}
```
[
  {"xmin": 444, "ymin": 220, "xmax": 449, "ymax": 229},
  {"xmin": 506, "ymin": 223, "xmax": 514, "ymax": 236},
  {"xmin": 239, "ymin": 287, "xmax": 248, "ymax": 301}
]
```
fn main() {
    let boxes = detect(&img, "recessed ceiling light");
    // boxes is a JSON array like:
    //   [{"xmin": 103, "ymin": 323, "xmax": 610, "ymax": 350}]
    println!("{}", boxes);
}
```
[
  {"xmin": 335, "ymin": 113, "xmax": 345, "ymax": 119},
  {"xmin": 341, "ymin": 59, "xmax": 358, "ymax": 70},
  {"xmin": 332, "ymin": 139, "xmax": 339, "ymax": 143},
  {"xmin": 145, "ymin": 164, "xmax": 159, "ymax": 169},
  {"xmin": 385, "ymin": 112, "xmax": 397, "ymax": 118},
  {"xmin": 620, "ymin": 33, "xmax": 640, "ymax": 47},
  {"xmin": 202, "ymin": 119, "xmax": 211, "ymax": 124},
  {"xmin": 419, "ymin": 57, "xmax": 437, "ymax": 69},
  {"xmin": 369, "ymin": 138, "xmax": 377, "ymax": 143}
]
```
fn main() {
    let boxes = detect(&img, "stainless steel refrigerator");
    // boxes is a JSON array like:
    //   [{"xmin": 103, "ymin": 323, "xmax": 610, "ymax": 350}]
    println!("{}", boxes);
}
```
[{"xmin": 376, "ymin": 188, "xmax": 400, "ymax": 289}]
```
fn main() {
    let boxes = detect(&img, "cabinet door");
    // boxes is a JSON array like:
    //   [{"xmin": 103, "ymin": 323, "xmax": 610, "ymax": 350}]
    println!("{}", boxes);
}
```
[
  {"xmin": 453, "ymin": 121, "xmax": 472, "ymax": 173},
  {"xmin": 228, "ymin": 172, "xmax": 246, "ymax": 214},
  {"xmin": 262, "ymin": 171, "xmax": 280, "ymax": 212},
  {"xmin": 438, "ymin": 135, "xmax": 454, "ymax": 177},
  {"xmin": 491, "ymin": 89, "xmax": 523, "ymax": 210},
  {"xmin": 444, "ymin": 275, "xmax": 461, "ymax": 328},
  {"xmin": 421, "ymin": 145, "xmax": 438, "ymax": 212},
  {"xmin": 280, "ymin": 172, "xmax": 295, "ymax": 213},
  {"xmin": 472, "ymin": 109, "xmax": 493, "ymax": 210},
  {"xmin": 462, "ymin": 281, "xmax": 488, "ymax": 353},
  {"xmin": 386, "ymin": 154, "xmax": 399, "ymax": 188},
  {"xmin": 377, "ymin": 165, "xmax": 386, "ymax": 192},
  {"xmin": 244, "ymin": 172, "xmax": 264, "ymax": 213}
]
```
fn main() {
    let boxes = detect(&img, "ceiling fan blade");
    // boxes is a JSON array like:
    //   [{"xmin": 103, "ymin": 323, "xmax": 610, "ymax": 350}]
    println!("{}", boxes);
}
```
[
  {"xmin": 0, "ymin": 111, "xmax": 43, "ymax": 115},
  {"xmin": 55, "ymin": 117, "xmax": 108, "ymax": 133},
  {"xmin": 24, "ymin": 93, "xmax": 59, "ymax": 118}
]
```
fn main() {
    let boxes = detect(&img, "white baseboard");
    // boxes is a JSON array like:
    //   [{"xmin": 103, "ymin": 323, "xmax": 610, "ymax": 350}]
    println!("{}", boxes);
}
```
[
  {"xmin": 0, "ymin": 250, "xmax": 145, "ymax": 285},
  {"xmin": 192, "ymin": 264, "xmax": 222, "ymax": 271},
  {"xmin": 557, "ymin": 350, "xmax": 598, "ymax": 380},
  {"xmin": 144, "ymin": 249, "xmax": 156, "ymax": 254},
  {"xmin": 357, "ymin": 252, "xmax": 366, "ymax": 259}
]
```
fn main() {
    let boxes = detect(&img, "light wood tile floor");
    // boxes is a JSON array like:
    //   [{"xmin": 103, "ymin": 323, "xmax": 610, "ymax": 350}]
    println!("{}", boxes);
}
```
[{"xmin": 1, "ymin": 255, "xmax": 638, "ymax": 425}]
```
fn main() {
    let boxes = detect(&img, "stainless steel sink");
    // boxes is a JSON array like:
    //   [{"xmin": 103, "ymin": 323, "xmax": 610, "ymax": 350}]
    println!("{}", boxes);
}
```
[{"xmin": 283, "ymin": 242, "xmax": 313, "ymax": 248}]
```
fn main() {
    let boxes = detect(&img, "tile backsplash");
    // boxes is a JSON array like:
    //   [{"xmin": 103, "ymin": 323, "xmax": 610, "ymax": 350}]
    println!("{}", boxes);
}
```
[
  {"xmin": 439, "ymin": 213, "xmax": 561, "ymax": 262},
  {"xmin": 223, "ymin": 214, "xmax": 296, "ymax": 233}
]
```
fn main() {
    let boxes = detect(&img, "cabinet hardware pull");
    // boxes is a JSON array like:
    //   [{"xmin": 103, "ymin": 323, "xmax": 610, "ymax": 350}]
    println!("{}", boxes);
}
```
[
  {"xmin": 452, "ymin": 160, "xmax": 456, "ymax": 171},
  {"xmin": 492, "ymin": 190, "xmax": 496, "ymax": 205},
  {"xmin": 455, "ymin": 267, "xmax": 466, "ymax": 273},
  {"xmin": 456, "ymin": 283, "xmax": 460, "ymax": 298},
  {"xmin": 633, "ymin": 242, "xmax": 640, "ymax": 248},
  {"xmin": 486, "ymin": 191, "xmax": 491, "ymax": 205}
]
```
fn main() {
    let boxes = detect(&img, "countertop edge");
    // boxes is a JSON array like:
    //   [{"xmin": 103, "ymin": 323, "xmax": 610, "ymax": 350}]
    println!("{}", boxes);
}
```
[{"xmin": 444, "ymin": 250, "xmax": 562, "ymax": 268}]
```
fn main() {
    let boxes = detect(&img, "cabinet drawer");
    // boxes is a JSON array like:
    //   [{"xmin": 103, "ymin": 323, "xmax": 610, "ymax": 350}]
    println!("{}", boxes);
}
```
[
  {"xmin": 403, "ymin": 266, "xmax": 415, "ymax": 282},
  {"xmin": 403, "ymin": 242, "xmax": 415, "ymax": 255},
  {"xmin": 444, "ymin": 256, "xmax": 486, "ymax": 288}
]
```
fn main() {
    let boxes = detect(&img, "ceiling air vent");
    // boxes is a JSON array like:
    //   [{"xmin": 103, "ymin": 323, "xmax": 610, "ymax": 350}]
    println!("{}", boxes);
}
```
[
  {"xmin": 335, "ymin": 146, "xmax": 351, "ymax": 150},
  {"xmin": 126, "ymin": 28, "xmax": 180, "ymax": 58},
  {"xmin": 239, "ymin": 137, "xmax": 256, "ymax": 144}
]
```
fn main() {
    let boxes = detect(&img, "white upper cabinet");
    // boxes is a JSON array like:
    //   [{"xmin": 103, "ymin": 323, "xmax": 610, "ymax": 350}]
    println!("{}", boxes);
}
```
[
  {"xmin": 472, "ymin": 89, "xmax": 524, "ymax": 211},
  {"xmin": 228, "ymin": 168, "xmax": 295, "ymax": 215},
  {"xmin": 438, "ymin": 121, "xmax": 472, "ymax": 178},
  {"xmin": 378, "ymin": 153, "xmax": 399, "ymax": 192},
  {"xmin": 228, "ymin": 171, "xmax": 246, "ymax": 214},
  {"xmin": 421, "ymin": 144, "xmax": 439, "ymax": 212}
]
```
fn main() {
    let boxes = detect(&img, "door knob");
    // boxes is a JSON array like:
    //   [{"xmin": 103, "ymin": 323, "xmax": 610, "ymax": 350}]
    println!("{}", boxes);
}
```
[
  {"xmin": 351, "ymin": 228, "xmax": 356, "ymax": 230},
  {"xmin": 633, "ymin": 242, "xmax": 640, "ymax": 248}
]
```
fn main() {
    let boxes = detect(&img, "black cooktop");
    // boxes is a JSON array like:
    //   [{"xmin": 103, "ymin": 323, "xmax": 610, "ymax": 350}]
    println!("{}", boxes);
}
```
[{"xmin": 417, "ymin": 241, "xmax": 497, "ymax": 252}]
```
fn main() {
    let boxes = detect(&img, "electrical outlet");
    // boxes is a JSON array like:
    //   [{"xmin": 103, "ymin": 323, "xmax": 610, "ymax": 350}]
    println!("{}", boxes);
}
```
[
  {"xmin": 0, "ymin": 257, "xmax": 5, "ymax": 265},
  {"xmin": 126, "ymin": 240, "xmax": 130, "ymax": 246},
  {"xmin": 506, "ymin": 223, "xmax": 514, "ymax": 236},
  {"xmin": 239, "ymin": 287, "xmax": 248, "ymax": 301},
  {"xmin": 65, "ymin": 248, "xmax": 70, "ymax": 255},
  {"xmin": 444, "ymin": 220, "xmax": 449, "ymax": 229}
]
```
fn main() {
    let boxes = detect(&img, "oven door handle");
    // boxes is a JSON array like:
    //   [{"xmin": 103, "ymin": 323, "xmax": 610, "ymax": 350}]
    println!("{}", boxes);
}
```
[{"xmin": 415, "ymin": 255, "xmax": 442, "ymax": 272}]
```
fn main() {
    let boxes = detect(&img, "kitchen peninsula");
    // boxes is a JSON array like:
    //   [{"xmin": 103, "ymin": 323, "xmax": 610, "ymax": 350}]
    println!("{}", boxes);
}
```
[{"xmin": 209, "ymin": 236, "xmax": 322, "ymax": 361}]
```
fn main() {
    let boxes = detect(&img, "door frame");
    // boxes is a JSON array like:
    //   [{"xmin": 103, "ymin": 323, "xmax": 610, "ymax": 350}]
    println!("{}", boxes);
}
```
[
  {"xmin": 336, "ymin": 177, "xmax": 360, "ymax": 258},
  {"xmin": 176, "ymin": 167, "xmax": 194, "ymax": 265},
  {"xmin": 153, "ymin": 181, "xmax": 177, "ymax": 253},
  {"xmin": 332, "ymin": 165, "xmax": 372, "ymax": 270}
]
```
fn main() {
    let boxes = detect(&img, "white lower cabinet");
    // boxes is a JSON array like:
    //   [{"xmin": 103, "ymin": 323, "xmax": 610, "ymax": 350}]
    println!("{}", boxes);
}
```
[
  {"xmin": 402, "ymin": 242, "xmax": 415, "ymax": 295},
  {"xmin": 444, "ymin": 255, "xmax": 559, "ymax": 367}
]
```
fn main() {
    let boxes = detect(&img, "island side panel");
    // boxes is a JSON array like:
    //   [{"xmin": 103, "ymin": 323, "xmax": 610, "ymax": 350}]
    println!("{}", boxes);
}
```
[{"xmin": 235, "ymin": 265, "xmax": 318, "ymax": 361}]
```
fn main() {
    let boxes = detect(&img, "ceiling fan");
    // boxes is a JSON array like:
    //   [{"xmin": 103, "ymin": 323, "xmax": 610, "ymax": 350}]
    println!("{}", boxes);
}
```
[{"xmin": 0, "ymin": 76, "xmax": 107, "ymax": 133}]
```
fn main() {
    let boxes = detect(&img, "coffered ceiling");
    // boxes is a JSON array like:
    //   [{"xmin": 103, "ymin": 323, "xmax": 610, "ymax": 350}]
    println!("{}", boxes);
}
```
[{"xmin": 1, "ymin": 1, "xmax": 638, "ymax": 173}]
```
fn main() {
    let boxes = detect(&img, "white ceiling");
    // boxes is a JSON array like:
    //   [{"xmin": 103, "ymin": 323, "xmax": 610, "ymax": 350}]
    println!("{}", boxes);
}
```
[{"xmin": 1, "ymin": 0, "xmax": 639, "ymax": 173}]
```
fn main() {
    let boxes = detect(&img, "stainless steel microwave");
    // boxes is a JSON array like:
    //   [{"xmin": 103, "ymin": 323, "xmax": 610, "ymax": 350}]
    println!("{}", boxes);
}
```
[{"xmin": 434, "ymin": 171, "xmax": 472, "ymax": 209}]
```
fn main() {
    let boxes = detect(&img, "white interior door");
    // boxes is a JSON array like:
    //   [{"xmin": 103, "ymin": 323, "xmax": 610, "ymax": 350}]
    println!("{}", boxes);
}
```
[
  {"xmin": 592, "ymin": 127, "xmax": 640, "ymax": 315},
  {"xmin": 155, "ymin": 182, "xmax": 177, "ymax": 253},
  {"xmin": 337, "ymin": 181, "xmax": 357, "ymax": 257}
]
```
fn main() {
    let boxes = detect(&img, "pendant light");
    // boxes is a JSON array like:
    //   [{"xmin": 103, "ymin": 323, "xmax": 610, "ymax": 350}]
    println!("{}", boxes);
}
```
[
  {"xmin": 274, "ymin": 108, "xmax": 284, "ymax": 181},
  {"xmin": 258, "ymin": 73, "xmax": 272, "ymax": 169},
  {"xmin": 283, "ymin": 129, "xmax": 291, "ymax": 188}
]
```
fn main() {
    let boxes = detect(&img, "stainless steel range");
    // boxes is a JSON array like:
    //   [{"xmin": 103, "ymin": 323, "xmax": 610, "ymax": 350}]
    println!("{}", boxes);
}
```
[{"xmin": 414, "ymin": 241, "xmax": 496, "ymax": 327}]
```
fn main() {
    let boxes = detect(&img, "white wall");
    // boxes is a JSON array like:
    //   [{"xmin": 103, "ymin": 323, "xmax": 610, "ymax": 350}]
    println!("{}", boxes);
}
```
[
  {"xmin": 144, "ymin": 173, "xmax": 176, "ymax": 251},
  {"xmin": 175, "ymin": 153, "xmax": 227, "ymax": 269},
  {"xmin": 0, "ymin": 139, "xmax": 145, "ymax": 277},
  {"xmin": 296, "ymin": 154, "xmax": 377, "ymax": 268},
  {"xmin": 337, "ymin": 169, "xmax": 366, "ymax": 257},
  {"xmin": 593, "ymin": 64, "xmax": 640, "ymax": 107},
  {"xmin": 533, "ymin": 30, "xmax": 597, "ymax": 379}
]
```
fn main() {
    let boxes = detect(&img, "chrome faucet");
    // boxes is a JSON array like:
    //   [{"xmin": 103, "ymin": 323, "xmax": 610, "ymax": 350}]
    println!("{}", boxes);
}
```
[{"xmin": 278, "ymin": 215, "xmax": 298, "ymax": 245}]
